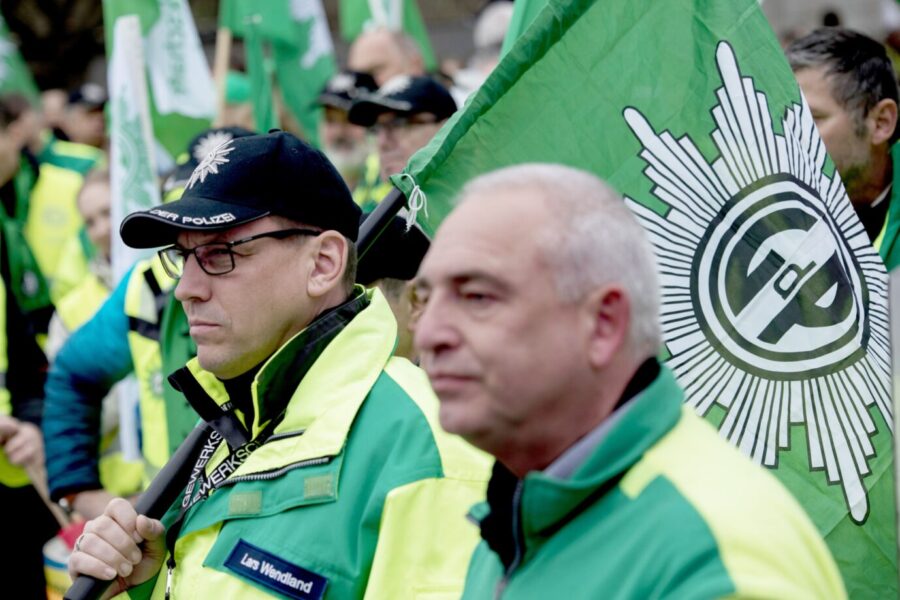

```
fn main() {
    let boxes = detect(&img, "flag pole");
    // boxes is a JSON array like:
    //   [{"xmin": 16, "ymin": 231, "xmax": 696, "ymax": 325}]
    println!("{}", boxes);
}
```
[
  {"xmin": 63, "ymin": 423, "xmax": 213, "ymax": 600},
  {"xmin": 212, "ymin": 27, "xmax": 232, "ymax": 127},
  {"xmin": 358, "ymin": 187, "xmax": 408, "ymax": 261}
]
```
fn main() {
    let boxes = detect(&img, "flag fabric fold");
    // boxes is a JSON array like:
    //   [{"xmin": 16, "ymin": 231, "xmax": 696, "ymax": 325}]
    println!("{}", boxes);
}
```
[
  {"xmin": 395, "ymin": 1, "xmax": 897, "ymax": 596},
  {"xmin": 0, "ymin": 13, "xmax": 39, "ymax": 104},
  {"xmin": 103, "ymin": 0, "xmax": 216, "ymax": 165},
  {"xmin": 220, "ymin": 0, "xmax": 336, "ymax": 145}
]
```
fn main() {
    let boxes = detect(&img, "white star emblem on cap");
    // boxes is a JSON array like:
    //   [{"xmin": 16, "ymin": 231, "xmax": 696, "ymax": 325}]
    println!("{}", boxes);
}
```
[{"xmin": 187, "ymin": 139, "xmax": 235, "ymax": 189}]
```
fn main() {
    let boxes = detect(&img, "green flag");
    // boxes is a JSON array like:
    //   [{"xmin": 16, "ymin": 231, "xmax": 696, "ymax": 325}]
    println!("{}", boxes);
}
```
[
  {"xmin": 338, "ymin": 0, "xmax": 437, "ymax": 71},
  {"xmin": 499, "ymin": 0, "xmax": 546, "ymax": 58},
  {"xmin": 103, "ymin": 0, "xmax": 216, "ymax": 165},
  {"xmin": 107, "ymin": 14, "xmax": 160, "ymax": 282},
  {"xmin": 0, "ymin": 13, "xmax": 38, "ymax": 104},
  {"xmin": 220, "ymin": 0, "xmax": 336, "ymax": 146},
  {"xmin": 395, "ymin": 0, "xmax": 897, "ymax": 596}
]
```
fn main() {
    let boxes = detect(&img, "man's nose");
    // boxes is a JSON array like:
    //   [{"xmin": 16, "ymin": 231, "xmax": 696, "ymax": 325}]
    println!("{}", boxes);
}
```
[
  {"xmin": 173, "ymin": 253, "xmax": 209, "ymax": 303},
  {"xmin": 413, "ymin": 294, "xmax": 458, "ymax": 355}
]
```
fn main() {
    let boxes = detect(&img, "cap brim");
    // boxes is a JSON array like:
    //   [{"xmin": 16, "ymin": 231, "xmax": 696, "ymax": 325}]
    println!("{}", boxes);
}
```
[
  {"xmin": 120, "ymin": 195, "xmax": 270, "ymax": 248},
  {"xmin": 348, "ymin": 97, "xmax": 413, "ymax": 127},
  {"xmin": 318, "ymin": 92, "xmax": 353, "ymax": 112}
]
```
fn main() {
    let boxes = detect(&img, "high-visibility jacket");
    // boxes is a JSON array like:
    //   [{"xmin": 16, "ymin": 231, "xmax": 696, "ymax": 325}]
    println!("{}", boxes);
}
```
[
  {"xmin": 37, "ymin": 134, "xmax": 105, "ymax": 175},
  {"xmin": 23, "ymin": 162, "xmax": 85, "ymax": 289},
  {"xmin": 125, "ymin": 288, "xmax": 491, "ymax": 600},
  {"xmin": 124, "ymin": 257, "xmax": 181, "ymax": 483},
  {"xmin": 53, "ymin": 271, "xmax": 144, "ymax": 497},
  {"xmin": 44, "ymin": 262, "xmax": 195, "ymax": 501},
  {"xmin": 875, "ymin": 143, "xmax": 900, "ymax": 271},
  {"xmin": 460, "ymin": 366, "xmax": 846, "ymax": 600}
]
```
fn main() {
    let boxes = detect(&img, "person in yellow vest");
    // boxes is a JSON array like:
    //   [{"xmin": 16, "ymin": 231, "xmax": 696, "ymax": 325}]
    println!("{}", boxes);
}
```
[{"xmin": 45, "ymin": 169, "xmax": 144, "ymax": 501}]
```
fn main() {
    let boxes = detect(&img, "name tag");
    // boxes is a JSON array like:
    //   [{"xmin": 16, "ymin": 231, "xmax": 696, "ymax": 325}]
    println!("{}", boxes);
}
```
[{"xmin": 225, "ymin": 539, "xmax": 328, "ymax": 600}]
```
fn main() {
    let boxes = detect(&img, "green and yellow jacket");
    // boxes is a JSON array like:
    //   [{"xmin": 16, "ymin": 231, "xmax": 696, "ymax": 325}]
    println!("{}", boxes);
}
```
[
  {"xmin": 462, "ymin": 364, "xmax": 845, "ymax": 600},
  {"xmin": 127, "ymin": 288, "xmax": 491, "ymax": 599}
]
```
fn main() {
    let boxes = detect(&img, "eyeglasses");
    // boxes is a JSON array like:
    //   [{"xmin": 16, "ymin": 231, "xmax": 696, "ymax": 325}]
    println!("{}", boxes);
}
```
[
  {"xmin": 158, "ymin": 228, "xmax": 321, "ymax": 279},
  {"xmin": 371, "ymin": 115, "xmax": 437, "ymax": 137}
]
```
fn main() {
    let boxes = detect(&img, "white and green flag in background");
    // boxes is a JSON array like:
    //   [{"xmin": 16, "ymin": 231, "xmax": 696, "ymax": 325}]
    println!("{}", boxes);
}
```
[
  {"xmin": 103, "ymin": 0, "xmax": 216, "ymax": 167},
  {"xmin": 395, "ymin": 0, "xmax": 897, "ymax": 596},
  {"xmin": 220, "ymin": 0, "xmax": 336, "ymax": 146},
  {"xmin": 107, "ymin": 14, "xmax": 159, "ymax": 281},
  {"xmin": 0, "ymin": 12, "xmax": 38, "ymax": 104},
  {"xmin": 107, "ymin": 14, "xmax": 161, "ymax": 462}
]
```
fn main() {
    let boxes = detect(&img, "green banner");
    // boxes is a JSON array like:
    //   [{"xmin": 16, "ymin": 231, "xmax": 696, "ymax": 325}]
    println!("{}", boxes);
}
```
[
  {"xmin": 395, "ymin": 1, "xmax": 898, "ymax": 597},
  {"xmin": 0, "ymin": 13, "xmax": 39, "ymax": 104},
  {"xmin": 103, "ymin": 0, "xmax": 215, "ymax": 162},
  {"xmin": 220, "ymin": 0, "xmax": 335, "ymax": 146}
]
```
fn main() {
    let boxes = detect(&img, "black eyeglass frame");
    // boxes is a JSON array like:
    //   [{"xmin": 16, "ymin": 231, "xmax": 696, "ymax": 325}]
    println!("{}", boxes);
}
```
[{"xmin": 158, "ymin": 227, "xmax": 322, "ymax": 279}]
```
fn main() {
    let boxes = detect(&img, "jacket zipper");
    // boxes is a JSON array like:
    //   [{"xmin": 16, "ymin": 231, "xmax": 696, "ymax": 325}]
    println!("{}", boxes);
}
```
[
  {"xmin": 217, "ymin": 455, "xmax": 332, "ymax": 486},
  {"xmin": 494, "ymin": 480, "xmax": 525, "ymax": 599}
]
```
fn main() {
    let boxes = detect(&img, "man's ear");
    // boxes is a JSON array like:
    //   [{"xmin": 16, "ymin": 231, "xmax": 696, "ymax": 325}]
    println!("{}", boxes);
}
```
[
  {"xmin": 584, "ymin": 285, "xmax": 631, "ymax": 369},
  {"xmin": 868, "ymin": 98, "xmax": 898, "ymax": 146},
  {"xmin": 306, "ymin": 232, "xmax": 348, "ymax": 298}
]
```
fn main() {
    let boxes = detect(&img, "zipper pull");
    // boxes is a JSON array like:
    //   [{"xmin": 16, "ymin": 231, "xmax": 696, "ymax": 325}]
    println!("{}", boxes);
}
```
[{"xmin": 165, "ymin": 556, "xmax": 176, "ymax": 600}]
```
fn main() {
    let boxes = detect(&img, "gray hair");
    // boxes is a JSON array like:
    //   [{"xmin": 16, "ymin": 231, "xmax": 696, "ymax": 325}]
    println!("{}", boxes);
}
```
[
  {"xmin": 786, "ymin": 27, "xmax": 900, "ymax": 143},
  {"xmin": 458, "ymin": 163, "xmax": 662, "ymax": 358}
]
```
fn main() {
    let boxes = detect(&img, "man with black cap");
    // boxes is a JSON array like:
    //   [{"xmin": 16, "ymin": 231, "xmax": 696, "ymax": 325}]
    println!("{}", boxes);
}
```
[
  {"xmin": 317, "ymin": 70, "xmax": 378, "ymax": 196},
  {"xmin": 356, "ymin": 214, "xmax": 430, "ymax": 361},
  {"xmin": 349, "ymin": 75, "xmax": 457, "ymax": 182},
  {"xmin": 67, "ymin": 130, "xmax": 490, "ymax": 599},
  {"xmin": 63, "ymin": 83, "xmax": 107, "ymax": 149}
]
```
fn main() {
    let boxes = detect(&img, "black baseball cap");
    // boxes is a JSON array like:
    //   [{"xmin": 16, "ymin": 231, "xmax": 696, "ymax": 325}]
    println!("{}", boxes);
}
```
[
  {"xmin": 68, "ymin": 83, "xmax": 107, "ymax": 110},
  {"xmin": 356, "ymin": 213, "xmax": 430, "ymax": 285},
  {"xmin": 318, "ymin": 70, "xmax": 378, "ymax": 112},
  {"xmin": 348, "ymin": 75, "xmax": 457, "ymax": 127},
  {"xmin": 162, "ymin": 126, "xmax": 256, "ymax": 197},
  {"xmin": 121, "ymin": 130, "xmax": 361, "ymax": 248}
]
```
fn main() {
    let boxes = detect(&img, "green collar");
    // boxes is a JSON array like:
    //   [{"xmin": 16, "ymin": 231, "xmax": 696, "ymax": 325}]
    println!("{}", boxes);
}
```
[{"xmin": 519, "ymin": 367, "xmax": 683, "ymax": 537}]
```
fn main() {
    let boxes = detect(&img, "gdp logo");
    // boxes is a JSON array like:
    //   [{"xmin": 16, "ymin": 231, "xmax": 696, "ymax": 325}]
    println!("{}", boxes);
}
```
[{"xmin": 623, "ymin": 42, "xmax": 892, "ymax": 524}]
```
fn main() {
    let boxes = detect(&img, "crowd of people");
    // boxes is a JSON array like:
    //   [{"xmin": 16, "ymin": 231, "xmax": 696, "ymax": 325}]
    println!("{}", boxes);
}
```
[{"xmin": 0, "ymin": 1, "xmax": 898, "ymax": 598}]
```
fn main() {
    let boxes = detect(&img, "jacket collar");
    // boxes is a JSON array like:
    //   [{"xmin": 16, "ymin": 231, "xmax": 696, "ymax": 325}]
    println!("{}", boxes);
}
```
[
  {"xmin": 477, "ymin": 362, "xmax": 683, "ymax": 568},
  {"xmin": 169, "ymin": 286, "xmax": 383, "ymax": 447}
]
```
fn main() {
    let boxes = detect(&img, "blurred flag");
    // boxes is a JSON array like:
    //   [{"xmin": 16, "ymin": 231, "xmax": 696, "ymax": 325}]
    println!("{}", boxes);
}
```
[
  {"xmin": 220, "ymin": 0, "xmax": 336, "ymax": 145},
  {"xmin": 107, "ymin": 14, "xmax": 159, "ymax": 462},
  {"xmin": 102, "ymin": 0, "xmax": 216, "ymax": 166},
  {"xmin": 394, "ymin": 0, "xmax": 897, "ymax": 597},
  {"xmin": 338, "ymin": 0, "xmax": 437, "ymax": 71},
  {"xmin": 107, "ymin": 15, "xmax": 159, "ymax": 281},
  {"xmin": 0, "ymin": 13, "xmax": 39, "ymax": 104},
  {"xmin": 499, "ymin": 0, "xmax": 545, "ymax": 57}
]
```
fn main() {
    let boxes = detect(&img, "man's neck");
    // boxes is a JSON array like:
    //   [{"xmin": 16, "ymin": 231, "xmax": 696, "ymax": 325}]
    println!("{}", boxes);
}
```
[{"xmin": 496, "ymin": 357, "xmax": 660, "ymax": 478}]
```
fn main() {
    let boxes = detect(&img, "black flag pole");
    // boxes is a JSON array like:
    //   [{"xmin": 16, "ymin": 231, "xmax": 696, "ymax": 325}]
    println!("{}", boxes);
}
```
[
  {"xmin": 64, "ymin": 186, "xmax": 409, "ymax": 600},
  {"xmin": 64, "ymin": 423, "xmax": 213, "ymax": 600},
  {"xmin": 357, "ymin": 187, "xmax": 409, "ymax": 261}
]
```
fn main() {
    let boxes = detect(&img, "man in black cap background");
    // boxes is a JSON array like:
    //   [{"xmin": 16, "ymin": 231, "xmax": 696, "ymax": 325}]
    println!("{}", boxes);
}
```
[
  {"xmin": 62, "ymin": 83, "xmax": 107, "ymax": 150},
  {"xmin": 67, "ymin": 130, "xmax": 489, "ymax": 598},
  {"xmin": 317, "ymin": 70, "xmax": 377, "ymax": 195},
  {"xmin": 356, "ymin": 214, "xmax": 429, "ymax": 361},
  {"xmin": 349, "ymin": 75, "xmax": 457, "ymax": 183}
]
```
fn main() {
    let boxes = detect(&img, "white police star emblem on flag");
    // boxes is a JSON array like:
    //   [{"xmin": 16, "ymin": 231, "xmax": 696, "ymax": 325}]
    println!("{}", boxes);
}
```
[{"xmin": 624, "ymin": 41, "xmax": 891, "ymax": 524}]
